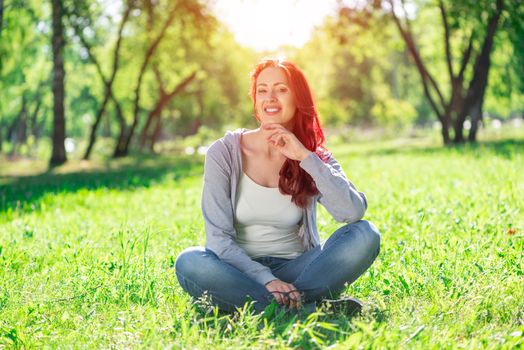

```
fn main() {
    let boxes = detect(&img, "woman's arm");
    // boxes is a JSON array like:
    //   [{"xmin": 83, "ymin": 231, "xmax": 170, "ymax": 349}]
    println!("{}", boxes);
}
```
[
  {"xmin": 202, "ymin": 140, "xmax": 277, "ymax": 286},
  {"xmin": 263, "ymin": 123, "xmax": 367, "ymax": 223},
  {"xmin": 300, "ymin": 152, "xmax": 367, "ymax": 223}
]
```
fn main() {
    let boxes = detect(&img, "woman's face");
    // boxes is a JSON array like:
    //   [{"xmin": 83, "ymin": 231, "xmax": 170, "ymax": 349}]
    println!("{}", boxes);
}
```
[{"xmin": 255, "ymin": 67, "xmax": 297, "ymax": 128}]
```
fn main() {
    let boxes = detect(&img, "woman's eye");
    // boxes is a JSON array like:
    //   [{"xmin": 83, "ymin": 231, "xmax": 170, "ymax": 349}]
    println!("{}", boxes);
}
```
[
  {"xmin": 279, "ymin": 88, "xmax": 288, "ymax": 93},
  {"xmin": 257, "ymin": 89, "xmax": 267, "ymax": 94}
]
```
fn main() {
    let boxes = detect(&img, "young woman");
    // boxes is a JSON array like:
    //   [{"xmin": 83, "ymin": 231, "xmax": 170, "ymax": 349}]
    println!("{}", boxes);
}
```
[{"xmin": 175, "ymin": 58, "xmax": 380, "ymax": 313}]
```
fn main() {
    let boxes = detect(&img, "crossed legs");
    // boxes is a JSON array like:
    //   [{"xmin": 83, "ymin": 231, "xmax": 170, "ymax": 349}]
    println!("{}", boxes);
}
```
[{"xmin": 175, "ymin": 220, "xmax": 381, "ymax": 313}]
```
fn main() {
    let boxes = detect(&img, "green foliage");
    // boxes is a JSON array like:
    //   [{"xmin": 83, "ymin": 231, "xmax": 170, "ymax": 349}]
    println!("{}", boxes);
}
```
[
  {"xmin": 293, "ymin": 4, "xmax": 428, "ymax": 128},
  {"xmin": 1, "ymin": 0, "xmax": 258, "ymax": 158},
  {"xmin": 371, "ymin": 97, "xmax": 417, "ymax": 129},
  {"xmin": 0, "ymin": 0, "xmax": 522, "ymax": 157},
  {"xmin": 484, "ymin": 4, "xmax": 524, "ymax": 118},
  {"xmin": 393, "ymin": 0, "xmax": 524, "ymax": 122},
  {"xmin": 0, "ymin": 130, "xmax": 523, "ymax": 348},
  {"xmin": 0, "ymin": 0, "xmax": 52, "ymax": 145}
]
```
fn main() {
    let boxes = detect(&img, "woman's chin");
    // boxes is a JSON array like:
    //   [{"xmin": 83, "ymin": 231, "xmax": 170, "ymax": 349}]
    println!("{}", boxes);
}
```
[{"xmin": 260, "ymin": 120, "xmax": 294, "ymax": 129}]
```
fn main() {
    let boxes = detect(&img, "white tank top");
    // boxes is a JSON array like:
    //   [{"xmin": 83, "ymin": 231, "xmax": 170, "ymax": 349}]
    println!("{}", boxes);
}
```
[{"xmin": 234, "ymin": 172, "xmax": 304, "ymax": 259}]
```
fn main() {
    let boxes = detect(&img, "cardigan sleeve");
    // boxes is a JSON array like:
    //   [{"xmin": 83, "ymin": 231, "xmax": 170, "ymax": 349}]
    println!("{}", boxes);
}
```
[
  {"xmin": 299, "ymin": 152, "xmax": 367, "ymax": 223},
  {"xmin": 202, "ymin": 140, "xmax": 277, "ymax": 286}
]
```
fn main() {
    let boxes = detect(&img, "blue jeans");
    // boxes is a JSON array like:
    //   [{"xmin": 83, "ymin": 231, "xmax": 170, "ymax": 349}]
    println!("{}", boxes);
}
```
[{"xmin": 175, "ymin": 220, "xmax": 380, "ymax": 312}]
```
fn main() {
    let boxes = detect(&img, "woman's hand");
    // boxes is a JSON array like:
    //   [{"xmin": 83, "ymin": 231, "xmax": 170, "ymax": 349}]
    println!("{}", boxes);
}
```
[
  {"xmin": 262, "ymin": 123, "xmax": 311, "ymax": 161},
  {"xmin": 265, "ymin": 279, "xmax": 302, "ymax": 309}
]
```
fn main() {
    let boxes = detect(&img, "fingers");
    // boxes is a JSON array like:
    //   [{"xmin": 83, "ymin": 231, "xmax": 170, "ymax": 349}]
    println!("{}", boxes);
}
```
[
  {"xmin": 266, "ymin": 279, "xmax": 287, "ymax": 305},
  {"xmin": 270, "ymin": 291, "xmax": 283, "ymax": 305},
  {"xmin": 266, "ymin": 280, "xmax": 302, "ymax": 309},
  {"xmin": 289, "ymin": 290, "xmax": 302, "ymax": 309},
  {"xmin": 282, "ymin": 288, "xmax": 302, "ymax": 309},
  {"xmin": 266, "ymin": 127, "xmax": 292, "ymax": 145},
  {"xmin": 268, "ymin": 290, "xmax": 283, "ymax": 305},
  {"xmin": 279, "ymin": 288, "xmax": 301, "ymax": 309},
  {"xmin": 261, "ymin": 124, "xmax": 310, "ymax": 161},
  {"xmin": 268, "ymin": 285, "xmax": 290, "ymax": 306},
  {"xmin": 267, "ymin": 132, "xmax": 287, "ymax": 147}
]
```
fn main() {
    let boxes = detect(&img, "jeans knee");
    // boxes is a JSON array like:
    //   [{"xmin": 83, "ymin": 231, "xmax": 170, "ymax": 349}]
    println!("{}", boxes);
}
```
[
  {"xmin": 351, "ymin": 220, "xmax": 381, "ymax": 256},
  {"xmin": 175, "ymin": 246, "xmax": 205, "ymax": 277}
]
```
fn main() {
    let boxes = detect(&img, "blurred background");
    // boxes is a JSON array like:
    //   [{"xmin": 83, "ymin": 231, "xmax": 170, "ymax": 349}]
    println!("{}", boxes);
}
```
[{"xmin": 0, "ymin": 0, "xmax": 522, "ymax": 167}]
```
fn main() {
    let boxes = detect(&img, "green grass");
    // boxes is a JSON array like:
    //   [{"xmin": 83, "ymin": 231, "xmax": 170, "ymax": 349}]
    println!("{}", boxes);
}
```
[{"xmin": 0, "ymin": 131, "xmax": 523, "ymax": 349}]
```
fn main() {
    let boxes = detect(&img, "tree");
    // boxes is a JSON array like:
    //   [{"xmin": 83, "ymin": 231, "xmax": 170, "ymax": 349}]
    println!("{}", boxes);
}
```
[
  {"xmin": 1, "ymin": 0, "xmax": 263, "ymax": 160},
  {"xmin": 67, "ymin": 0, "xmax": 207, "ymax": 158},
  {"xmin": 111, "ymin": 1, "xmax": 179, "ymax": 157},
  {"xmin": 68, "ymin": 0, "xmax": 131, "ymax": 160},
  {"xmin": 50, "ymin": 0, "xmax": 66, "ymax": 165},
  {"xmin": 293, "ymin": 4, "xmax": 420, "ymax": 130},
  {"xmin": 138, "ymin": 70, "xmax": 197, "ymax": 151},
  {"xmin": 484, "ymin": 1, "xmax": 524, "ymax": 121},
  {"xmin": 387, "ymin": 0, "xmax": 505, "ymax": 144},
  {"xmin": 0, "ymin": 1, "xmax": 51, "ymax": 157},
  {"xmin": 137, "ymin": 0, "xmax": 199, "ymax": 151}
]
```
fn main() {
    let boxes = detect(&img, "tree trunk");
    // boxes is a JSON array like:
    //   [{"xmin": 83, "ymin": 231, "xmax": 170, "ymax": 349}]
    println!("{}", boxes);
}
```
[
  {"xmin": 456, "ymin": 0, "xmax": 503, "ymax": 143},
  {"xmin": 389, "ymin": 0, "xmax": 503, "ymax": 146},
  {"xmin": 467, "ymin": 98, "xmax": 483, "ymax": 142},
  {"xmin": 83, "ymin": 88, "xmax": 111, "ymax": 160},
  {"xmin": 113, "ymin": 3, "xmax": 180, "ymax": 158},
  {"xmin": 7, "ymin": 111, "xmax": 19, "ymax": 142},
  {"xmin": 74, "ymin": 5, "xmax": 131, "ymax": 160},
  {"xmin": 113, "ymin": 128, "xmax": 128, "ymax": 158},
  {"xmin": 49, "ymin": 0, "xmax": 67, "ymax": 166},
  {"xmin": 0, "ymin": 0, "xmax": 4, "ymax": 38},
  {"xmin": 110, "ymin": 98, "xmax": 127, "ymax": 158},
  {"xmin": 30, "ymin": 98, "xmax": 42, "ymax": 138},
  {"xmin": 18, "ymin": 101, "xmax": 28, "ymax": 145},
  {"xmin": 140, "ymin": 71, "xmax": 197, "ymax": 150},
  {"xmin": 29, "ymin": 94, "xmax": 43, "ymax": 156},
  {"xmin": 34, "ymin": 107, "xmax": 48, "ymax": 152},
  {"xmin": 149, "ymin": 113, "xmax": 163, "ymax": 151},
  {"xmin": 9, "ymin": 96, "xmax": 27, "ymax": 156},
  {"xmin": 140, "ymin": 108, "xmax": 159, "ymax": 149},
  {"xmin": 389, "ymin": 2, "xmax": 449, "ymax": 144},
  {"xmin": 190, "ymin": 118, "xmax": 201, "ymax": 135},
  {"xmin": 140, "ymin": 108, "xmax": 160, "ymax": 150},
  {"xmin": 439, "ymin": 112, "xmax": 451, "ymax": 145},
  {"xmin": 452, "ymin": 121, "xmax": 464, "ymax": 143}
]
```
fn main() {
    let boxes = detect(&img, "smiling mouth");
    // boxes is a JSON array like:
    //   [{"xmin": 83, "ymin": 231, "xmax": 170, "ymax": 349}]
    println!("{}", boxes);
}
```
[{"xmin": 264, "ymin": 106, "xmax": 281, "ymax": 114}]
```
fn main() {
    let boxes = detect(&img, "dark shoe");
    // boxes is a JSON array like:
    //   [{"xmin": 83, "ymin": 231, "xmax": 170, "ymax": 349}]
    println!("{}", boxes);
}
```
[{"xmin": 321, "ymin": 297, "xmax": 363, "ymax": 316}]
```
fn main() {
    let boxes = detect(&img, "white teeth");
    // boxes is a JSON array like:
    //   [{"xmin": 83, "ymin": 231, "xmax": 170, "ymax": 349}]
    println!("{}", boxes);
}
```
[{"xmin": 265, "ymin": 107, "xmax": 280, "ymax": 113}]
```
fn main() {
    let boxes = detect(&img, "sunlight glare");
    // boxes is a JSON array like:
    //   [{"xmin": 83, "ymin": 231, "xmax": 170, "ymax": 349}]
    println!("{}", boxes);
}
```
[{"xmin": 211, "ymin": 0, "xmax": 340, "ymax": 52}]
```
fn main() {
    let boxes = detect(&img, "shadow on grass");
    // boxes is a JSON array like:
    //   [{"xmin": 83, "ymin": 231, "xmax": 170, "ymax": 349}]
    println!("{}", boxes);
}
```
[
  {"xmin": 0, "ymin": 154, "xmax": 204, "ymax": 215},
  {"xmin": 356, "ymin": 138, "xmax": 524, "ymax": 159},
  {"xmin": 189, "ymin": 302, "xmax": 389, "ymax": 349}
]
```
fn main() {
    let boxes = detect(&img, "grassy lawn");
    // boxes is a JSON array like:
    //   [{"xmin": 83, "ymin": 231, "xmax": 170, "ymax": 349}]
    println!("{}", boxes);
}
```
[{"xmin": 0, "ymin": 130, "xmax": 523, "ymax": 349}]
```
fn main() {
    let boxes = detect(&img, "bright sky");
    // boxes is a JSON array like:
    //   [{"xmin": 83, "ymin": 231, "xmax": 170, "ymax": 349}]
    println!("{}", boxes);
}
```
[{"xmin": 210, "ymin": 0, "xmax": 341, "ymax": 52}]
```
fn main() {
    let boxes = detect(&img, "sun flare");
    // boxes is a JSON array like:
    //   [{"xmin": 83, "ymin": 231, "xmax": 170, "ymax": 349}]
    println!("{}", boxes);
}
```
[{"xmin": 211, "ymin": 0, "xmax": 340, "ymax": 52}]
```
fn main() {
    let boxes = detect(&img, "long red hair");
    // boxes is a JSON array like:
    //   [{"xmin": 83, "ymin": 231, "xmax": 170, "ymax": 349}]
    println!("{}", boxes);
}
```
[{"xmin": 250, "ymin": 58, "xmax": 330, "ymax": 208}]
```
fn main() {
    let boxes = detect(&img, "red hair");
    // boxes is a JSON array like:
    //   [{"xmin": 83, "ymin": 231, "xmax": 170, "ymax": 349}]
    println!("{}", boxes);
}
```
[{"xmin": 250, "ymin": 58, "xmax": 330, "ymax": 208}]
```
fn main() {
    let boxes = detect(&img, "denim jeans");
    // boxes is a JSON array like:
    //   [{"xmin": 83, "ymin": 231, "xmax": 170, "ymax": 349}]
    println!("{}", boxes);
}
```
[{"xmin": 175, "ymin": 220, "xmax": 380, "ymax": 312}]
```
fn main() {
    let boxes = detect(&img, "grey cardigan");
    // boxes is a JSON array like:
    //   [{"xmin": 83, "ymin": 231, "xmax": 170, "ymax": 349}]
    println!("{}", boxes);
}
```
[{"xmin": 202, "ymin": 129, "xmax": 368, "ymax": 285}]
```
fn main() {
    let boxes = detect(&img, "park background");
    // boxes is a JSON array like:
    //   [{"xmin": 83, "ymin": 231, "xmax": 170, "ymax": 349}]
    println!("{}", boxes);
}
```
[{"xmin": 0, "ymin": 0, "xmax": 523, "ymax": 348}]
